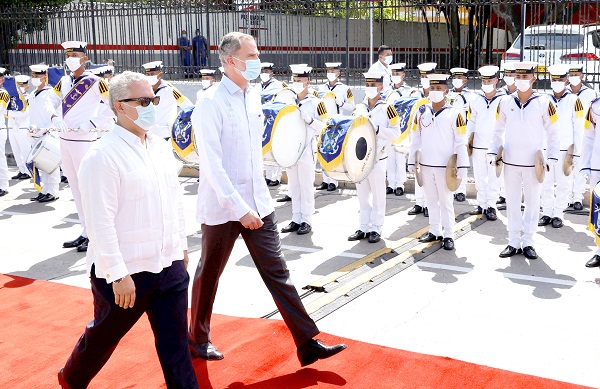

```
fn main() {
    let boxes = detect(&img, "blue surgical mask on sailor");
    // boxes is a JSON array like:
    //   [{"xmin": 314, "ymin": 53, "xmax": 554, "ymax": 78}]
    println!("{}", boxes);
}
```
[
  {"xmin": 233, "ymin": 57, "xmax": 261, "ymax": 81},
  {"xmin": 125, "ymin": 103, "xmax": 157, "ymax": 131}
]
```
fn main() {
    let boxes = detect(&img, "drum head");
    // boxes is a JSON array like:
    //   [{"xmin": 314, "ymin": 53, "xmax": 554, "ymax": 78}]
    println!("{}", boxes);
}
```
[
  {"xmin": 273, "ymin": 88, "xmax": 297, "ymax": 105},
  {"xmin": 535, "ymin": 150, "xmax": 546, "ymax": 183},
  {"xmin": 26, "ymin": 136, "xmax": 44, "ymax": 164},
  {"xmin": 270, "ymin": 104, "xmax": 307, "ymax": 168},
  {"xmin": 322, "ymin": 91, "xmax": 338, "ymax": 117},
  {"xmin": 343, "ymin": 116, "xmax": 377, "ymax": 182},
  {"xmin": 385, "ymin": 90, "xmax": 401, "ymax": 103},
  {"xmin": 563, "ymin": 144, "xmax": 574, "ymax": 176}
]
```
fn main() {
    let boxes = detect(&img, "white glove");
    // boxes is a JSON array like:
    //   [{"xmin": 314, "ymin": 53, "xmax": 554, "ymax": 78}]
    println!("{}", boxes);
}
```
[
  {"xmin": 335, "ymin": 95, "xmax": 344, "ymax": 107},
  {"xmin": 407, "ymin": 164, "xmax": 415, "ymax": 174},
  {"xmin": 487, "ymin": 154, "xmax": 496, "ymax": 166},
  {"xmin": 300, "ymin": 110, "xmax": 313, "ymax": 125},
  {"xmin": 458, "ymin": 168, "xmax": 467, "ymax": 180},
  {"xmin": 51, "ymin": 117, "xmax": 68, "ymax": 132}
]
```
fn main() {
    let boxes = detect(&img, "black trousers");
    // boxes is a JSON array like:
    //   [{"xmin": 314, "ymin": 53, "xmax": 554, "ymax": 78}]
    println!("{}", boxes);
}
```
[
  {"xmin": 190, "ymin": 212, "xmax": 319, "ymax": 347},
  {"xmin": 62, "ymin": 260, "xmax": 198, "ymax": 389}
]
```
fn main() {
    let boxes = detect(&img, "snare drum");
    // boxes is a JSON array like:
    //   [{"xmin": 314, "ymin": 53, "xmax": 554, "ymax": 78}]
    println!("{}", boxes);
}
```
[
  {"xmin": 317, "ymin": 115, "xmax": 377, "ymax": 183},
  {"xmin": 26, "ymin": 133, "xmax": 61, "ymax": 174},
  {"xmin": 171, "ymin": 106, "xmax": 199, "ymax": 165},
  {"xmin": 272, "ymin": 88, "xmax": 297, "ymax": 105},
  {"xmin": 262, "ymin": 101, "xmax": 307, "ymax": 168}
]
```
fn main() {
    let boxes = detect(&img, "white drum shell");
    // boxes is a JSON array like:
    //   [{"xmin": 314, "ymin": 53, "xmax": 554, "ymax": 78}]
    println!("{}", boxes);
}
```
[
  {"xmin": 27, "ymin": 134, "xmax": 61, "ymax": 174},
  {"xmin": 262, "ymin": 104, "xmax": 307, "ymax": 168}
]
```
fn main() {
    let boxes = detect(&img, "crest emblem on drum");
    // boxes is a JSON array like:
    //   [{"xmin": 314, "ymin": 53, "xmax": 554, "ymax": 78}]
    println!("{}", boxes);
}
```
[{"xmin": 171, "ymin": 106, "xmax": 196, "ymax": 160}]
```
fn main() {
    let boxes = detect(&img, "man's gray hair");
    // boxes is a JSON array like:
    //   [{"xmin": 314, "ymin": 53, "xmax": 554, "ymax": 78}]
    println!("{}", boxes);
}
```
[
  {"xmin": 218, "ymin": 32, "xmax": 254, "ymax": 66},
  {"xmin": 108, "ymin": 71, "xmax": 147, "ymax": 114}
]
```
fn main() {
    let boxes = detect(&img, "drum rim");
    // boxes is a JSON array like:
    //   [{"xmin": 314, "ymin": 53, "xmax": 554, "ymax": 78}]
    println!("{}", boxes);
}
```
[{"xmin": 264, "ymin": 103, "xmax": 307, "ymax": 168}]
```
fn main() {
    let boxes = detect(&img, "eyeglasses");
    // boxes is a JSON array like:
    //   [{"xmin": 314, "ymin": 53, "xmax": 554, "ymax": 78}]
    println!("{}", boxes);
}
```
[{"xmin": 118, "ymin": 96, "xmax": 160, "ymax": 107}]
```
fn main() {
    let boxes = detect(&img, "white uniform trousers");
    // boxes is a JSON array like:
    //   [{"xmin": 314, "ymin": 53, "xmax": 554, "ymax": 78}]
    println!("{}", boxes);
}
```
[
  {"xmin": 504, "ymin": 164, "xmax": 542, "ymax": 248},
  {"xmin": 0, "ymin": 128, "xmax": 9, "ymax": 190},
  {"xmin": 541, "ymin": 151, "xmax": 571, "ymax": 219},
  {"xmin": 287, "ymin": 157, "xmax": 315, "ymax": 225},
  {"xmin": 472, "ymin": 148, "xmax": 500, "ymax": 210},
  {"xmin": 415, "ymin": 178, "xmax": 427, "ymax": 207},
  {"xmin": 28, "ymin": 137, "xmax": 60, "ymax": 196},
  {"xmin": 61, "ymin": 139, "xmax": 94, "ymax": 237},
  {"xmin": 498, "ymin": 170, "xmax": 506, "ymax": 199},
  {"xmin": 590, "ymin": 172, "xmax": 600, "ymax": 256},
  {"xmin": 386, "ymin": 150, "xmax": 406, "ymax": 189},
  {"xmin": 8, "ymin": 117, "xmax": 32, "ymax": 175},
  {"xmin": 571, "ymin": 168, "xmax": 587, "ymax": 204},
  {"xmin": 356, "ymin": 158, "xmax": 387, "ymax": 234},
  {"xmin": 454, "ymin": 178, "xmax": 467, "ymax": 195},
  {"xmin": 322, "ymin": 172, "xmax": 338, "ymax": 186},
  {"xmin": 265, "ymin": 165, "xmax": 282, "ymax": 182},
  {"xmin": 421, "ymin": 166, "xmax": 455, "ymax": 238}
]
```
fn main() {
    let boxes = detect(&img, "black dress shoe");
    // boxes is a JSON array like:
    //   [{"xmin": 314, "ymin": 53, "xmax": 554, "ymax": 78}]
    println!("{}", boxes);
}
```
[
  {"xmin": 0, "ymin": 189, "xmax": 7, "ymax": 197},
  {"xmin": 538, "ymin": 215, "xmax": 552, "ymax": 226},
  {"xmin": 423, "ymin": 207, "xmax": 429, "ymax": 217},
  {"xmin": 58, "ymin": 368, "xmax": 71, "ymax": 389},
  {"xmin": 265, "ymin": 178, "xmax": 272, "ymax": 185},
  {"xmin": 442, "ymin": 237, "xmax": 455, "ymax": 250},
  {"xmin": 11, "ymin": 172, "xmax": 23, "ymax": 180},
  {"xmin": 386, "ymin": 186, "xmax": 394, "ymax": 195},
  {"xmin": 30, "ymin": 192, "xmax": 45, "ymax": 201},
  {"xmin": 39, "ymin": 193, "xmax": 58, "ymax": 203},
  {"xmin": 408, "ymin": 204, "xmax": 423, "ymax": 215},
  {"xmin": 317, "ymin": 182, "xmax": 328, "ymax": 190},
  {"xmin": 281, "ymin": 221, "xmax": 300, "ymax": 233},
  {"xmin": 418, "ymin": 232, "xmax": 442, "ymax": 243},
  {"xmin": 499, "ymin": 245, "xmax": 521, "ymax": 258},
  {"xmin": 368, "ymin": 231, "xmax": 381, "ymax": 243},
  {"xmin": 297, "ymin": 222, "xmax": 312, "ymax": 235},
  {"xmin": 585, "ymin": 255, "xmax": 600, "ymax": 268},
  {"xmin": 276, "ymin": 195, "xmax": 292, "ymax": 202},
  {"xmin": 76, "ymin": 238, "xmax": 89, "ymax": 252},
  {"xmin": 523, "ymin": 246, "xmax": 537, "ymax": 259},
  {"xmin": 348, "ymin": 230, "xmax": 368, "ymax": 241},
  {"xmin": 485, "ymin": 207, "xmax": 497, "ymax": 221},
  {"xmin": 454, "ymin": 192, "xmax": 466, "ymax": 202},
  {"xmin": 63, "ymin": 235, "xmax": 87, "ymax": 248},
  {"xmin": 327, "ymin": 183, "xmax": 337, "ymax": 191},
  {"xmin": 496, "ymin": 196, "xmax": 506, "ymax": 205},
  {"xmin": 61, "ymin": 175, "xmax": 68, "ymax": 183},
  {"xmin": 469, "ymin": 206, "xmax": 483, "ymax": 215},
  {"xmin": 573, "ymin": 201, "xmax": 583, "ymax": 211},
  {"xmin": 551, "ymin": 217, "xmax": 563, "ymax": 228},
  {"xmin": 395, "ymin": 187, "xmax": 404, "ymax": 196},
  {"xmin": 188, "ymin": 339, "xmax": 224, "ymax": 360},
  {"xmin": 267, "ymin": 179, "xmax": 280, "ymax": 187},
  {"xmin": 297, "ymin": 339, "xmax": 347, "ymax": 367},
  {"xmin": 19, "ymin": 173, "xmax": 31, "ymax": 180}
]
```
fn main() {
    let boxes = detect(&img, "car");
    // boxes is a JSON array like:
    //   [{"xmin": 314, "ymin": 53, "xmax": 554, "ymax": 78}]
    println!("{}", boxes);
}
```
[{"xmin": 501, "ymin": 24, "xmax": 600, "ymax": 90}]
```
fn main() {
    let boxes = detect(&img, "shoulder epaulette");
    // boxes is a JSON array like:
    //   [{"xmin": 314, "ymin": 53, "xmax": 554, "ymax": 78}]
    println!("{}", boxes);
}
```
[
  {"xmin": 316, "ymin": 101, "xmax": 327, "ymax": 119},
  {"xmin": 574, "ymin": 98, "xmax": 584, "ymax": 119},
  {"xmin": 282, "ymin": 81, "xmax": 288, "ymax": 88},
  {"xmin": 456, "ymin": 112, "xmax": 466, "ymax": 135},
  {"xmin": 585, "ymin": 107, "xmax": 595, "ymax": 129},
  {"xmin": 0, "ymin": 91, "xmax": 9, "ymax": 104},
  {"xmin": 98, "ymin": 78, "xmax": 109, "ymax": 95},
  {"xmin": 53, "ymin": 80, "xmax": 62, "ymax": 96},
  {"xmin": 386, "ymin": 103, "xmax": 399, "ymax": 127}
]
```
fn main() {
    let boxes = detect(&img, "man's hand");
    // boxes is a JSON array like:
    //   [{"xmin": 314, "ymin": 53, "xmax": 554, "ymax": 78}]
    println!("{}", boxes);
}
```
[
  {"xmin": 240, "ymin": 210, "xmax": 264, "ymax": 230},
  {"xmin": 113, "ymin": 275, "xmax": 136, "ymax": 309},
  {"xmin": 487, "ymin": 154, "xmax": 496, "ymax": 166},
  {"xmin": 51, "ymin": 116, "xmax": 68, "ymax": 132},
  {"xmin": 335, "ymin": 95, "xmax": 344, "ymax": 107},
  {"xmin": 183, "ymin": 250, "xmax": 189, "ymax": 269},
  {"xmin": 300, "ymin": 110, "xmax": 313, "ymax": 124}
]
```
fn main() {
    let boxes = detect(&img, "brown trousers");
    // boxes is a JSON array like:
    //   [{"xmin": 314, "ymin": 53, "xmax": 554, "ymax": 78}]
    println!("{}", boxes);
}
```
[{"xmin": 189, "ymin": 212, "xmax": 319, "ymax": 346}]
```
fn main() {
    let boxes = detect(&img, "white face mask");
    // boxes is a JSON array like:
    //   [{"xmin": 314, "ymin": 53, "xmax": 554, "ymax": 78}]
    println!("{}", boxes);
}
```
[
  {"xmin": 481, "ymin": 84, "xmax": 495, "ymax": 94},
  {"xmin": 291, "ymin": 82, "xmax": 306, "ymax": 94},
  {"xmin": 503, "ymin": 76, "xmax": 515, "ymax": 86},
  {"xmin": 391, "ymin": 75, "xmax": 404, "ymax": 85},
  {"xmin": 420, "ymin": 78, "xmax": 430, "ymax": 89},
  {"xmin": 452, "ymin": 79, "xmax": 464, "ymax": 89},
  {"xmin": 551, "ymin": 81, "xmax": 566, "ymax": 94},
  {"xmin": 515, "ymin": 79, "xmax": 532, "ymax": 93},
  {"xmin": 428, "ymin": 90, "xmax": 445, "ymax": 103},
  {"xmin": 201, "ymin": 79, "xmax": 212, "ymax": 89},
  {"xmin": 65, "ymin": 57, "xmax": 83, "ymax": 72},
  {"xmin": 145, "ymin": 75, "xmax": 159, "ymax": 85},
  {"xmin": 568, "ymin": 76, "xmax": 582, "ymax": 87},
  {"xmin": 365, "ymin": 86, "xmax": 379, "ymax": 100},
  {"xmin": 326, "ymin": 72, "xmax": 338, "ymax": 82},
  {"xmin": 259, "ymin": 73, "xmax": 271, "ymax": 83},
  {"xmin": 383, "ymin": 55, "xmax": 393, "ymax": 65},
  {"xmin": 31, "ymin": 78, "xmax": 43, "ymax": 87}
]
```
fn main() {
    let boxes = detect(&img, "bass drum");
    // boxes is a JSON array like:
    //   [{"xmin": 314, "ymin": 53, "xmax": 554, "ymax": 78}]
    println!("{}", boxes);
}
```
[
  {"xmin": 317, "ymin": 115, "xmax": 377, "ymax": 183},
  {"xmin": 26, "ymin": 133, "xmax": 61, "ymax": 174},
  {"xmin": 272, "ymin": 88, "xmax": 297, "ymax": 105},
  {"xmin": 171, "ymin": 106, "xmax": 199, "ymax": 165},
  {"xmin": 320, "ymin": 91, "xmax": 338, "ymax": 117},
  {"xmin": 262, "ymin": 101, "xmax": 307, "ymax": 168}
]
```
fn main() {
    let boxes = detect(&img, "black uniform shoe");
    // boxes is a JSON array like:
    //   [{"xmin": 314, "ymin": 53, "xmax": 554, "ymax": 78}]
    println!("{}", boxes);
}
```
[
  {"xmin": 327, "ymin": 183, "xmax": 337, "ymax": 191},
  {"xmin": 0, "ymin": 189, "xmax": 7, "ymax": 197},
  {"xmin": 297, "ymin": 222, "xmax": 312, "ymax": 235},
  {"xmin": 418, "ymin": 232, "xmax": 442, "ymax": 243},
  {"xmin": 585, "ymin": 255, "xmax": 600, "ymax": 268},
  {"xmin": 30, "ymin": 192, "xmax": 45, "ymax": 201},
  {"xmin": 267, "ymin": 179, "xmax": 280, "ymax": 187},
  {"xmin": 265, "ymin": 178, "xmax": 272, "ymax": 185},
  {"xmin": 496, "ymin": 196, "xmax": 506, "ymax": 205},
  {"xmin": 348, "ymin": 230, "xmax": 368, "ymax": 241},
  {"xmin": 317, "ymin": 182, "xmax": 328, "ymax": 190},
  {"xmin": 11, "ymin": 172, "xmax": 24, "ymax": 180},
  {"xmin": 188, "ymin": 339, "xmax": 224, "ymax": 360},
  {"xmin": 522, "ymin": 246, "xmax": 537, "ymax": 259},
  {"xmin": 454, "ymin": 192, "xmax": 466, "ymax": 202},
  {"xmin": 573, "ymin": 201, "xmax": 583, "ymax": 211},
  {"xmin": 61, "ymin": 175, "xmax": 68, "ymax": 183},
  {"xmin": 499, "ymin": 245, "xmax": 521, "ymax": 258},
  {"xmin": 442, "ymin": 237, "xmax": 455, "ymax": 250},
  {"xmin": 76, "ymin": 238, "xmax": 89, "ymax": 252},
  {"xmin": 18, "ymin": 173, "xmax": 31, "ymax": 180},
  {"xmin": 39, "ymin": 193, "xmax": 58, "ymax": 203},
  {"xmin": 386, "ymin": 186, "xmax": 394, "ymax": 195},
  {"xmin": 63, "ymin": 235, "xmax": 87, "ymax": 248},
  {"xmin": 551, "ymin": 217, "xmax": 563, "ymax": 228},
  {"xmin": 408, "ymin": 205, "xmax": 423, "ymax": 215},
  {"xmin": 395, "ymin": 187, "xmax": 404, "ymax": 196},
  {"xmin": 423, "ymin": 207, "xmax": 429, "ymax": 217},
  {"xmin": 276, "ymin": 195, "xmax": 292, "ymax": 202},
  {"xmin": 281, "ymin": 221, "xmax": 300, "ymax": 233},
  {"xmin": 469, "ymin": 206, "xmax": 483, "ymax": 215},
  {"xmin": 538, "ymin": 215, "xmax": 552, "ymax": 226},
  {"xmin": 297, "ymin": 339, "xmax": 347, "ymax": 367},
  {"xmin": 368, "ymin": 231, "xmax": 381, "ymax": 243},
  {"xmin": 485, "ymin": 207, "xmax": 497, "ymax": 221}
]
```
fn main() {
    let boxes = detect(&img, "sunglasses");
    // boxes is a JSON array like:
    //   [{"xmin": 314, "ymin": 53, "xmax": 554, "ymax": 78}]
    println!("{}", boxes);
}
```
[{"xmin": 119, "ymin": 96, "xmax": 160, "ymax": 107}]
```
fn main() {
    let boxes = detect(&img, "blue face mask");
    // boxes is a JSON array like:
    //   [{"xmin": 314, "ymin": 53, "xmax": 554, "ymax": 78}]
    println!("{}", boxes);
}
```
[
  {"xmin": 233, "ymin": 57, "xmax": 261, "ymax": 81},
  {"xmin": 125, "ymin": 103, "xmax": 157, "ymax": 131}
]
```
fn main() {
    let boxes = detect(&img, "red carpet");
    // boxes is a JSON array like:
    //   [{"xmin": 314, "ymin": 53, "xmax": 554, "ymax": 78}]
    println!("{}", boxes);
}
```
[{"xmin": 0, "ymin": 274, "xmax": 591, "ymax": 389}]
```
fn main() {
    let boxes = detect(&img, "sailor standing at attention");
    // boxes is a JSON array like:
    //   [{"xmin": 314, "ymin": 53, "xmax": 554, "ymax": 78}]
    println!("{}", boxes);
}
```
[
  {"xmin": 7, "ymin": 75, "xmax": 32, "ymax": 180},
  {"xmin": 0, "ymin": 68, "xmax": 10, "ymax": 196},
  {"xmin": 447, "ymin": 67, "xmax": 471, "ymax": 203},
  {"xmin": 368, "ymin": 45, "xmax": 394, "ymax": 90}
]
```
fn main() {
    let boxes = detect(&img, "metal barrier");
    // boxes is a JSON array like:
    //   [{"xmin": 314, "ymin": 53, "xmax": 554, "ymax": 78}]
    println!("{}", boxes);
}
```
[{"xmin": 0, "ymin": 0, "xmax": 598, "ymax": 87}]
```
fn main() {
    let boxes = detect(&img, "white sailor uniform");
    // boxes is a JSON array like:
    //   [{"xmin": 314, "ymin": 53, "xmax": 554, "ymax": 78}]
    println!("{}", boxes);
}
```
[
  {"xmin": 582, "ymin": 98, "xmax": 600, "ymax": 256},
  {"xmin": 7, "ymin": 87, "xmax": 31, "ymax": 176},
  {"xmin": 258, "ymin": 78, "xmax": 285, "ymax": 183},
  {"xmin": 447, "ymin": 87, "xmax": 472, "ymax": 197},
  {"xmin": 368, "ymin": 61, "xmax": 393, "ymax": 90},
  {"xmin": 0, "ymin": 88, "xmax": 9, "ymax": 191},
  {"xmin": 407, "ymin": 87, "xmax": 428, "ymax": 209},
  {"xmin": 153, "ymin": 80, "xmax": 193, "ymax": 139},
  {"xmin": 385, "ymin": 82, "xmax": 414, "ymax": 193}
]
